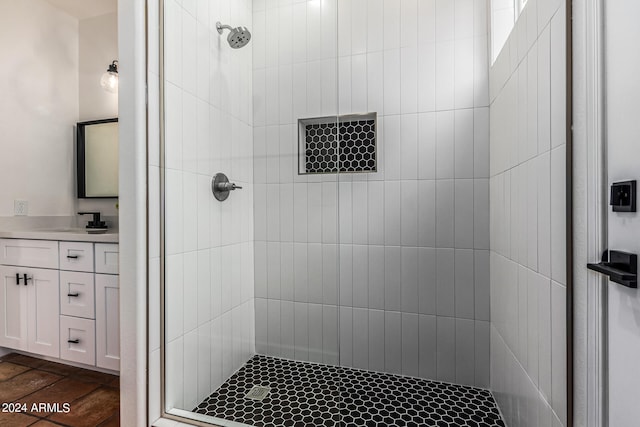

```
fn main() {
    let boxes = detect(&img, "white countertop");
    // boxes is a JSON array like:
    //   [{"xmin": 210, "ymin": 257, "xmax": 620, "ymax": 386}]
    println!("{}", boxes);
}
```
[{"xmin": 0, "ymin": 228, "xmax": 119, "ymax": 243}]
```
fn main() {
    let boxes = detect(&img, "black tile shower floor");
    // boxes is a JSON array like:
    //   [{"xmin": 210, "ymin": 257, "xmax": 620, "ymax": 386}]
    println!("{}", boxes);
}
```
[{"xmin": 194, "ymin": 355, "xmax": 505, "ymax": 427}]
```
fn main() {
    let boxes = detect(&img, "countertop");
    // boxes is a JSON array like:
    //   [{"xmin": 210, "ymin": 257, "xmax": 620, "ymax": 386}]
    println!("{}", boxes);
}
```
[{"xmin": 0, "ymin": 228, "xmax": 119, "ymax": 243}]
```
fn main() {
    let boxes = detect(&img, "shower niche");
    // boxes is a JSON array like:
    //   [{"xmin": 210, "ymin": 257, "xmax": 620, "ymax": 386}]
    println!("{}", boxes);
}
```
[{"xmin": 297, "ymin": 113, "xmax": 377, "ymax": 175}]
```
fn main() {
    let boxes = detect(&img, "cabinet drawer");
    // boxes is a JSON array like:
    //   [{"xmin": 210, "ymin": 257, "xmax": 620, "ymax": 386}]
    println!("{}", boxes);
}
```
[
  {"xmin": 59, "ymin": 242, "xmax": 94, "ymax": 272},
  {"xmin": 95, "ymin": 244, "xmax": 119, "ymax": 275},
  {"xmin": 60, "ymin": 315, "xmax": 95, "ymax": 366},
  {"xmin": 0, "ymin": 239, "xmax": 58, "ymax": 269},
  {"xmin": 60, "ymin": 271, "xmax": 94, "ymax": 319}
]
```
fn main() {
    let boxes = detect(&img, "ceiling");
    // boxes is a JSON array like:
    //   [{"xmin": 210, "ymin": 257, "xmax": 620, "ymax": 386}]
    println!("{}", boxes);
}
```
[{"xmin": 45, "ymin": 0, "xmax": 117, "ymax": 20}]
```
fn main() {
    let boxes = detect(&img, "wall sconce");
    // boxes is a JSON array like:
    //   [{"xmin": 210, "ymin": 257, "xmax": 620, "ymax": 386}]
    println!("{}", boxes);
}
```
[{"xmin": 100, "ymin": 60, "xmax": 118, "ymax": 93}]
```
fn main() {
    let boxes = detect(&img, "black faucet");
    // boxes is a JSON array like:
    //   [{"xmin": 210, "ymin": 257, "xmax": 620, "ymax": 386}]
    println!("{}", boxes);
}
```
[{"xmin": 78, "ymin": 212, "xmax": 107, "ymax": 229}]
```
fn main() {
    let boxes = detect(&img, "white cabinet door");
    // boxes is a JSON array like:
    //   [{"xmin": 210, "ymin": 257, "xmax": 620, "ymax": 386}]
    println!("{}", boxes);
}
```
[
  {"xmin": 26, "ymin": 267, "xmax": 60, "ymax": 357},
  {"xmin": 96, "ymin": 274, "xmax": 119, "ymax": 370},
  {"xmin": 95, "ymin": 244, "xmax": 119, "ymax": 275},
  {"xmin": 0, "ymin": 266, "xmax": 28, "ymax": 351}
]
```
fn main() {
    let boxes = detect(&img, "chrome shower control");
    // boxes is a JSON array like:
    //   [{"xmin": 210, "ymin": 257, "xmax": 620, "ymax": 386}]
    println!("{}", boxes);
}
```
[{"xmin": 212, "ymin": 173, "xmax": 243, "ymax": 202}]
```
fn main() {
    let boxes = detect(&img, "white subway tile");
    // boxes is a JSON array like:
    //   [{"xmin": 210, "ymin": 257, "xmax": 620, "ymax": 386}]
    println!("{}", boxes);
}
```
[
  {"xmin": 418, "ymin": 180, "xmax": 436, "ymax": 247},
  {"xmin": 455, "ymin": 249, "xmax": 475, "ymax": 319},
  {"xmin": 550, "ymin": 4, "xmax": 566, "ymax": 149},
  {"xmin": 383, "ymin": 0, "xmax": 401, "ymax": 49},
  {"xmin": 384, "ymin": 181, "xmax": 402, "ymax": 246},
  {"xmin": 401, "ymin": 47, "xmax": 419, "ymax": 113},
  {"xmin": 537, "ymin": 25, "xmax": 551, "ymax": 153},
  {"xmin": 368, "ymin": 246, "xmax": 386, "ymax": 310},
  {"xmin": 385, "ymin": 311, "xmax": 403, "ymax": 374},
  {"xmin": 351, "ymin": 54, "xmax": 368, "ymax": 112},
  {"xmin": 353, "ymin": 308, "xmax": 370, "ymax": 369},
  {"xmin": 294, "ymin": 302, "xmax": 309, "ymax": 361},
  {"xmin": 307, "ymin": 244, "xmax": 323, "ymax": 303},
  {"xmin": 436, "ymin": 248, "xmax": 455, "ymax": 316},
  {"xmin": 367, "ymin": 52, "xmax": 384, "ymax": 114},
  {"xmin": 385, "ymin": 247, "xmax": 402, "ymax": 311},
  {"xmin": 418, "ymin": 248, "xmax": 437, "ymax": 315},
  {"xmin": 436, "ymin": 180, "xmax": 455, "ymax": 247},
  {"xmin": 402, "ymin": 313, "xmax": 420, "ymax": 376},
  {"xmin": 418, "ymin": 43, "xmax": 436, "ymax": 112},
  {"xmin": 323, "ymin": 244, "xmax": 339, "ymax": 305},
  {"xmin": 455, "ymin": 318, "xmax": 475, "ymax": 386},
  {"xmin": 550, "ymin": 146, "xmax": 566, "ymax": 284},
  {"xmin": 384, "ymin": 49, "xmax": 402, "ymax": 114},
  {"xmin": 401, "ymin": 181, "xmax": 419, "ymax": 246},
  {"xmin": 474, "ymin": 320, "xmax": 490, "ymax": 388},
  {"xmin": 455, "ymin": 109, "xmax": 475, "ymax": 178},
  {"xmin": 435, "ymin": 41, "xmax": 455, "ymax": 110},
  {"xmin": 281, "ymin": 301, "xmax": 295, "ymax": 359},
  {"xmin": 436, "ymin": 111, "xmax": 455, "ymax": 179},
  {"xmin": 308, "ymin": 304, "xmax": 323, "ymax": 363},
  {"xmin": 551, "ymin": 281, "xmax": 567, "ymax": 424},
  {"xmin": 418, "ymin": 113, "xmax": 437, "ymax": 179},
  {"xmin": 474, "ymin": 179, "xmax": 490, "ymax": 249},
  {"xmin": 367, "ymin": 309, "xmax": 385, "ymax": 372},
  {"xmin": 419, "ymin": 314, "xmax": 437, "ymax": 379},
  {"xmin": 352, "ymin": 181, "xmax": 369, "ymax": 244},
  {"xmin": 340, "ymin": 306, "xmax": 353, "ymax": 367},
  {"xmin": 454, "ymin": 38, "xmax": 474, "ymax": 109},
  {"xmin": 401, "ymin": 247, "xmax": 419, "ymax": 313},
  {"xmin": 455, "ymin": 179, "xmax": 474, "ymax": 248},
  {"xmin": 323, "ymin": 304, "xmax": 339, "ymax": 365},
  {"xmin": 437, "ymin": 316, "xmax": 456, "ymax": 382}
]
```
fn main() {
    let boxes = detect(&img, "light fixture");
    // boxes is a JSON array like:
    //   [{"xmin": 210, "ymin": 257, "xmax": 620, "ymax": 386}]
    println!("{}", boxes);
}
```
[{"xmin": 100, "ymin": 60, "xmax": 118, "ymax": 93}]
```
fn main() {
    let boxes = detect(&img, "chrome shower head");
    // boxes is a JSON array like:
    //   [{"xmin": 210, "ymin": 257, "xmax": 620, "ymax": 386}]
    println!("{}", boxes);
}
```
[{"xmin": 216, "ymin": 21, "xmax": 251, "ymax": 49}]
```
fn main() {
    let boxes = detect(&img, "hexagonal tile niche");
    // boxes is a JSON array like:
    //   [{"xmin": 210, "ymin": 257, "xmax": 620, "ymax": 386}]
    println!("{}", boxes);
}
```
[
  {"xmin": 299, "ymin": 114, "xmax": 377, "ymax": 175},
  {"xmin": 194, "ymin": 355, "xmax": 506, "ymax": 427}
]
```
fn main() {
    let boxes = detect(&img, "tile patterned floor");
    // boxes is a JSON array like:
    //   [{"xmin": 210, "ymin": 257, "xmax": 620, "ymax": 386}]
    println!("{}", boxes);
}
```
[
  {"xmin": 194, "ymin": 355, "xmax": 505, "ymax": 427},
  {"xmin": 0, "ymin": 353, "xmax": 119, "ymax": 427}
]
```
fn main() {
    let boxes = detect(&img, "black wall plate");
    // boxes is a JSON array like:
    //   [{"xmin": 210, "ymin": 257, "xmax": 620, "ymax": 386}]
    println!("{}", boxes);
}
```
[{"xmin": 610, "ymin": 180, "xmax": 636, "ymax": 212}]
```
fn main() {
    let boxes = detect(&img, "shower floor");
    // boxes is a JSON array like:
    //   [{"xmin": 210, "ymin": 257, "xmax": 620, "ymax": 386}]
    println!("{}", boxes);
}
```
[{"xmin": 194, "ymin": 355, "xmax": 505, "ymax": 427}]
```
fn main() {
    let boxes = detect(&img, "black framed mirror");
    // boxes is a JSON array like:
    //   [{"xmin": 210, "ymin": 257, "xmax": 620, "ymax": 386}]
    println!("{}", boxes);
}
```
[{"xmin": 77, "ymin": 118, "xmax": 119, "ymax": 199}]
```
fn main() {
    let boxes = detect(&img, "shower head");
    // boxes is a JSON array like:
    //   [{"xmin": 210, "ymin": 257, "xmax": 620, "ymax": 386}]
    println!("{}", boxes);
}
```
[{"xmin": 216, "ymin": 21, "xmax": 252, "ymax": 49}]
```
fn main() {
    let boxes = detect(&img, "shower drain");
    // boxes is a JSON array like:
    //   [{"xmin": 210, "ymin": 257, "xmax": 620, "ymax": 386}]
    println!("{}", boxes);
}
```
[{"xmin": 245, "ymin": 385, "xmax": 271, "ymax": 401}]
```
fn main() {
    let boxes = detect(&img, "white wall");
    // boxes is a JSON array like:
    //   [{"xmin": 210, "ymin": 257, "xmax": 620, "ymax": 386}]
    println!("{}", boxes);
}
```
[
  {"xmin": 162, "ymin": 0, "xmax": 255, "ymax": 413},
  {"xmin": 604, "ymin": 1, "xmax": 640, "ymax": 425},
  {"xmin": 77, "ymin": 11, "xmax": 119, "ymax": 219},
  {"xmin": 79, "ymin": 12, "xmax": 118, "ymax": 121},
  {"xmin": 488, "ymin": 0, "xmax": 567, "ymax": 425},
  {"xmin": 0, "ymin": 0, "xmax": 79, "ymax": 217},
  {"xmin": 253, "ymin": 0, "xmax": 491, "ymax": 388}
]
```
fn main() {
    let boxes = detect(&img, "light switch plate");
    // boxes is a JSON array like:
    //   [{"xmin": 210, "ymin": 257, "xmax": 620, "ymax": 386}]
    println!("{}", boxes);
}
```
[{"xmin": 14, "ymin": 200, "xmax": 28, "ymax": 216}]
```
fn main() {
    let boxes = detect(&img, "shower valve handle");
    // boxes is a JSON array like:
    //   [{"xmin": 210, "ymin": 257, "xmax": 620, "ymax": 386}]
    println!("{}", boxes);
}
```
[
  {"xmin": 212, "ymin": 173, "xmax": 242, "ymax": 202},
  {"xmin": 216, "ymin": 182, "xmax": 243, "ymax": 192}
]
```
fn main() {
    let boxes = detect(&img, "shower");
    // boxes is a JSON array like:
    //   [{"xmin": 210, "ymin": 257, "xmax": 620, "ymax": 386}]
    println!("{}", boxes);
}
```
[{"xmin": 216, "ymin": 21, "xmax": 251, "ymax": 49}]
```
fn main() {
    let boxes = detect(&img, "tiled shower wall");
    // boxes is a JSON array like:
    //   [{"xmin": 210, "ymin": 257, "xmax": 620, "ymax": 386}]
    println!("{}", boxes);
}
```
[
  {"xmin": 253, "ymin": 0, "xmax": 491, "ymax": 387},
  {"xmin": 488, "ymin": 0, "xmax": 567, "ymax": 425},
  {"xmin": 161, "ymin": 0, "xmax": 255, "ymax": 412}
]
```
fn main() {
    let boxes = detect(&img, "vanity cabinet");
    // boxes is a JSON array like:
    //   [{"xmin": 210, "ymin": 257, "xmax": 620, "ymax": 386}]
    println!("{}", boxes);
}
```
[{"xmin": 0, "ymin": 238, "xmax": 119, "ymax": 372}]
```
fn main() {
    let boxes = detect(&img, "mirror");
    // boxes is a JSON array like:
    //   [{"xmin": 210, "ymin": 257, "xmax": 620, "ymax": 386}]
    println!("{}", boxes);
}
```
[{"xmin": 77, "ymin": 118, "xmax": 119, "ymax": 198}]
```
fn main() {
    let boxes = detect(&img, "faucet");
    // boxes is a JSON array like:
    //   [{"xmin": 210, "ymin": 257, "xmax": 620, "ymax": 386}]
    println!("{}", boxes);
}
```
[{"xmin": 78, "ymin": 212, "xmax": 107, "ymax": 229}]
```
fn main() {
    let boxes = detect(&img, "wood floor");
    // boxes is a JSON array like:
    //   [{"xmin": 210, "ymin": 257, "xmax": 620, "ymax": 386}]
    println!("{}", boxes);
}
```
[{"xmin": 0, "ymin": 353, "xmax": 119, "ymax": 427}]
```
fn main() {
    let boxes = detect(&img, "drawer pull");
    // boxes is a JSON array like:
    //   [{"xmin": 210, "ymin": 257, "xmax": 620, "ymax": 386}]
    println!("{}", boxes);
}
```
[
  {"xmin": 67, "ymin": 339, "xmax": 80, "ymax": 344},
  {"xmin": 66, "ymin": 255, "xmax": 79, "ymax": 259},
  {"xmin": 67, "ymin": 292, "xmax": 80, "ymax": 297}
]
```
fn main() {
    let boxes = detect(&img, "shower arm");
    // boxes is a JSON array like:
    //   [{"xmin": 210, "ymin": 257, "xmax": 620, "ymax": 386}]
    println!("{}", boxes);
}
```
[{"xmin": 216, "ymin": 22, "xmax": 233, "ymax": 34}]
